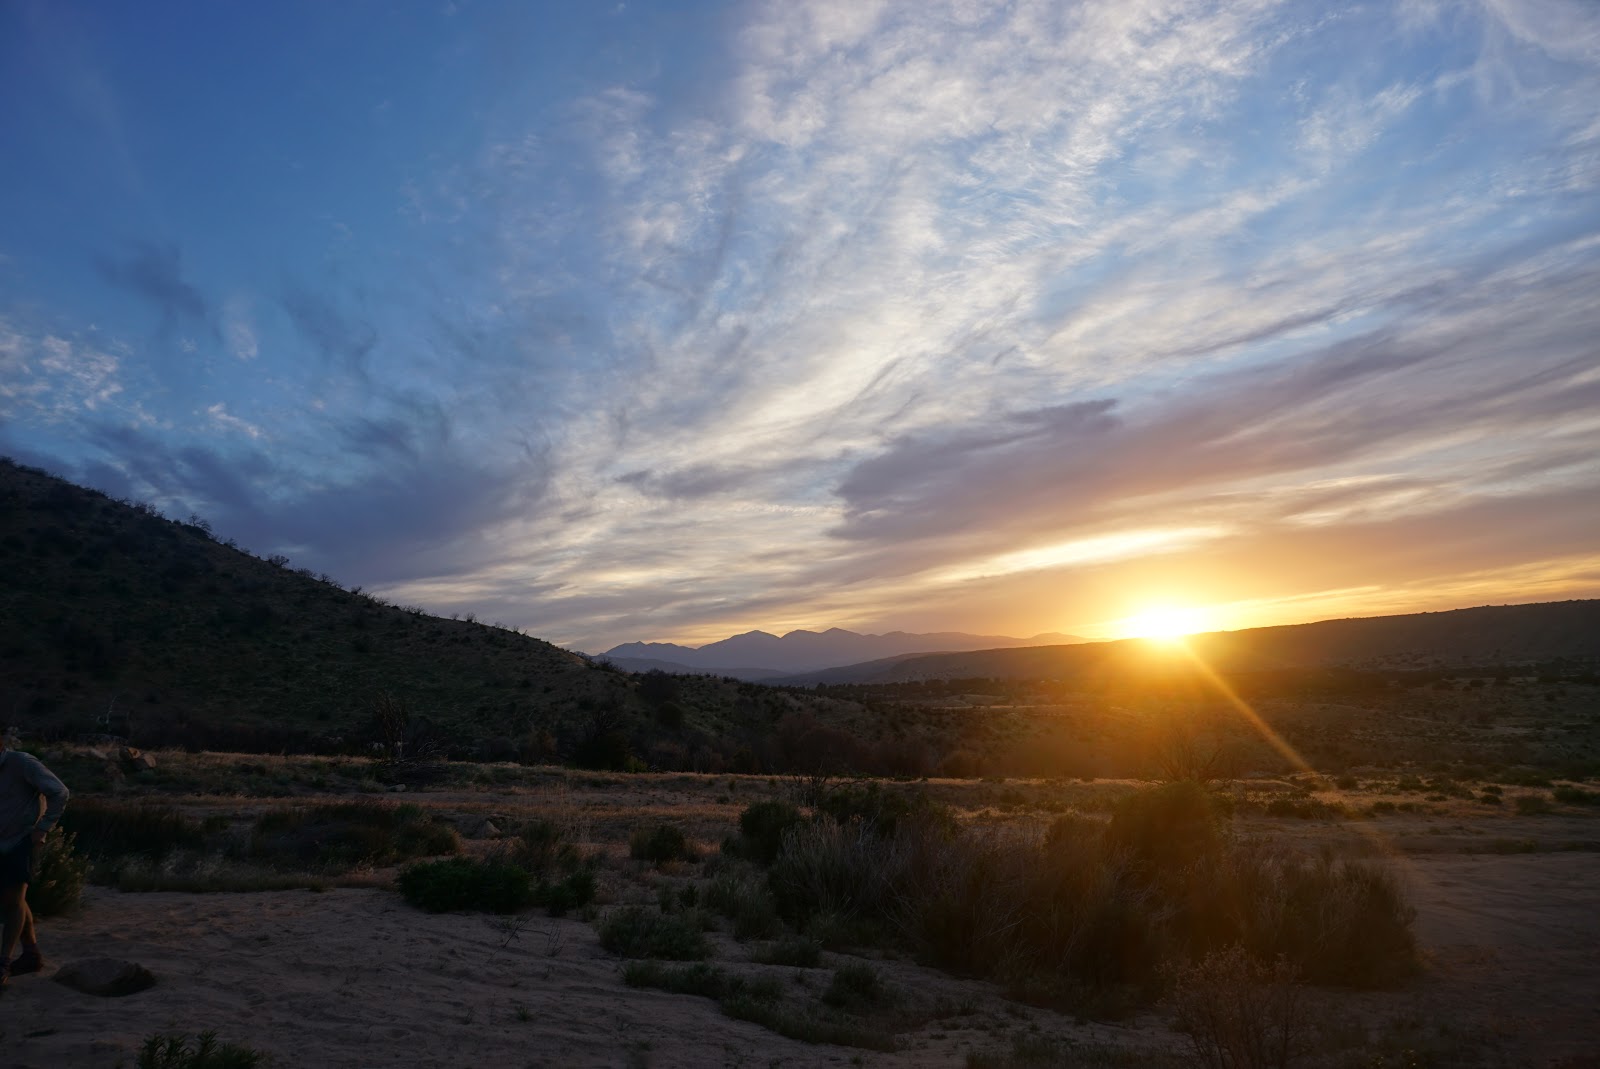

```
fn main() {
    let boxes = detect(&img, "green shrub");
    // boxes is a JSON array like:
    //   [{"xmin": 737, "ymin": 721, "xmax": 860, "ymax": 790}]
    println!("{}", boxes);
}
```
[
  {"xmin": 1553, "ymin": 785, "xmax": 1600, "ymax": 806},
  {"xmin": 532, "ymin": 866, "xmax": 597, "ymax": 916},
  {"xmin": 30, "ymin": 830, "xmax": 87, "ymax": 917},
  {"xmin": 136, "ymin": 1031, "xmax": 265, "ymax": 1069},
  {"xmin": 252, "ymin": 802, "xmax": 458, "ymax": 870},
  {"xmin": 513, "ymin": 818, "xmax": 580, "ymax": 876},
  {"xmin": 597, "ymin": 906, "xmax": 711, "ymax": 960},
  {"xmin": 752, "ymin": 935, "xmax": 822, "ymax": 967},
  {"xmin": 822, "ymin": 962, "xmax": 895, "ymax": 1010},
  {"xmin": 1105, "ymin": 781, "xmax": 1223, "ymax": 879},
  {"xmin": 818, "ymin": 783, "xmax": 953, "ymax": 836},
  {"xmin": 721, "ymin": 996, "xmax": 899, "ymax": 1052},
  {"xmin": 623, "ymin": 960, "xmax": 740, "ymax": 998},
  {"xmin": 732, "ymin": 800, "xmax": 804, "ymax": 865},
  {"xmin": 629, "ymin": 822, "xmax": 697, "ymax": 865},
  {"xmin": 397, "ymin": 857, "xmax": 532, "ymax": 913},
  {"xmin": 1514, "ymin": 793, "xmax": 1555, "ymax": 816},
  {"xmin": 705, "ymin": 863, "xmax": 783, "ymax": 939},
  {"xmin": 58, "ymin": 799, "xmax": 204, "ymax": 860}
]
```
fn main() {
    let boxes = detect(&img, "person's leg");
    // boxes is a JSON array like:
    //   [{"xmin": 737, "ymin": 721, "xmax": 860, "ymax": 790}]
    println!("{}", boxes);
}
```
[{"xmin": 0, "ymin": 883, "xmax": 22, "ymax": 970}]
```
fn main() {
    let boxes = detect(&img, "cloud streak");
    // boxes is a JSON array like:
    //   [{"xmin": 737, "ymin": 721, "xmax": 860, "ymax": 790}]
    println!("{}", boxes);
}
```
[{"xmin": 4, "ymin": 0, "xmax": 1599, "ymax": 648}]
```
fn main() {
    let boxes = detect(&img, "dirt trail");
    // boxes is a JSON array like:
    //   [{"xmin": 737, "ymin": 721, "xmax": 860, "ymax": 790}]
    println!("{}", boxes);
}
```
[{"xmin": 1395, "ymin": 851, "xmax": 1600, "ymax": 1066}]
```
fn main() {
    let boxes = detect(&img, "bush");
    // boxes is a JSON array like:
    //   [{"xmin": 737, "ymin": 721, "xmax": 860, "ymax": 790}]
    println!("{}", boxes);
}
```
[
  {"xmin": 767, "ymin": 819, "xmax": 903, "ymax": 929},
  {"xmin": 532, "ymin": 866, "xmax": 597, "ymax": 917},
  {"xmin": 705, "ymin": 863, "xmax": 783, "ymax": 939},
  {"xmin": 1514, "ymin": 793, "xmax": 1555, "ymax": 816},
  {"xmin": 752, "ymin": 935, "xmax": 822, "ymax": 967},
  {"xmin": 629, "ymin": 822, "xmax": 697, "ymax": 865},
  {"xmin": 59, "ymin": 799, "xmax": 204, "ymax": 860},
  {"xmin": 822, "ymin": 962, "xmax": 895, "ymax": 1010},
  {"xmin": 817, "ymin": 783, "xmax": 953, "ymax": 837},
  {"xmin": 397, "ymin": 857, "xmax": 532, "ymax": 914},
  {"xmin": 30, "ymin": 830, "xmax": 87, "ymax": 916},
  {"xmin": 1553, "ymin": 785, "xmax": 1599, "ymax": 806},
  {"xmin": 512, "ymin": 818, "xmax": 580, "ymax": 876},
  {"xmin": 136, "ymin": 1032, "xmax": 265, "ymax": 1069},
  {"xmin": 1104, "ymin": 780, "xmax": 1223, "ymax": 879},
  {"xmin": 597, "ymin": 906, "xmax": 711, "ymax": 960},
  {"xmin": 1165, "ymin": 947, "xmax": 1306, "ymax": 1069},
  {"xmin": 252, "ymin": 802, "xmax": 459, "ymax": 870},
  {"xmin": 732, "ymin": 800, "xmax": 804, "ymax": 865}
]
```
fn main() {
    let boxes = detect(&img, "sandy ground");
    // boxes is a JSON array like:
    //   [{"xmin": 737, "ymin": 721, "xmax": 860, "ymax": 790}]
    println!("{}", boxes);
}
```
[
  {"xmin": 4, "ymin": 887, "xmax": 1170, "ymax": 1069},
  {"xmin": 4, "ymin": 851, "xmax": 1597, "ymax": 1068}
]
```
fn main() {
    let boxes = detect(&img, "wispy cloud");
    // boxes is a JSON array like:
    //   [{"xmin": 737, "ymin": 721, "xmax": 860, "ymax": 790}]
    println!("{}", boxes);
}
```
[{"xmin": 5, "ymin": 0, "xmax": 1600, "ymax": 648}]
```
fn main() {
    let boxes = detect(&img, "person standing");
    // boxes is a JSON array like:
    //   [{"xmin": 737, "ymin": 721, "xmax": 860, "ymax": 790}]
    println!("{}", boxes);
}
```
[{"xmin": 0, "ymin": 732, "xmax": 70, "ymax": 994}]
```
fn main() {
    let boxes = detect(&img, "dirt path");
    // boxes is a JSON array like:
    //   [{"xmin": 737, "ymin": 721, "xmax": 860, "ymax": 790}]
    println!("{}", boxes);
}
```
[{"xmin": 1396, "ymin": 851, "xmax": 1600, "ymax": 1066}]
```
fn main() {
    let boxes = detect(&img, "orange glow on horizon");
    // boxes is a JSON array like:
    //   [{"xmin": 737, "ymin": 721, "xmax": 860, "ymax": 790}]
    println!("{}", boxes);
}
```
[{"xmin": 1116, "ymin": 605, "xmax": 1212, "ymax": 642}]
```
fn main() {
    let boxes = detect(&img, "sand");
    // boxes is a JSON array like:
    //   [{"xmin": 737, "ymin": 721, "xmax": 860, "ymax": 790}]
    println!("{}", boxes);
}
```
[{"xmin": 5, "ymin": 851, "xmax": 1597, "ymax": 1067}]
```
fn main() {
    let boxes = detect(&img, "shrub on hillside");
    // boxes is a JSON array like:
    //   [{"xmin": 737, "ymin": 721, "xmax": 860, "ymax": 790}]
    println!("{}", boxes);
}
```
[
  {"xmin": 397, "ymin": 857, "xmax": 532, "ymax": 913},
  {"xmin": 629, "ymin": 822, "xmax": 697, "ymax": 865}
]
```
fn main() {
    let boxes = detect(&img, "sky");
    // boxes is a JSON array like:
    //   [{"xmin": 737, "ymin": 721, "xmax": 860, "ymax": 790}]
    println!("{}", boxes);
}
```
[{"xmin": 3, "ymin": 0, "xmax": 1599, "ymax": 652}]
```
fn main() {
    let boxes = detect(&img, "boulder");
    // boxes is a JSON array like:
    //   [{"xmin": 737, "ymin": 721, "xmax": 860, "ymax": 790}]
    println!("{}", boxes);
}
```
[
  {"xmin": 53, "ymin": 958, "xmax": 156, "ymax": 997},
  {"xmin": 128, "ymin": 752, "xmax": 157, "ymax": 772}
]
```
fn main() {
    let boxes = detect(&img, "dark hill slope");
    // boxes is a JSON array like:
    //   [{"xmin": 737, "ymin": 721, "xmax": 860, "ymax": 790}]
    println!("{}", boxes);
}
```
[
  {"xmin": 780, "ymin": 601, "xmax": 1600, "ymax": 685},
  {"xmin": 0, "ymin": 458, "xmax": 835, "ymax": 761}
]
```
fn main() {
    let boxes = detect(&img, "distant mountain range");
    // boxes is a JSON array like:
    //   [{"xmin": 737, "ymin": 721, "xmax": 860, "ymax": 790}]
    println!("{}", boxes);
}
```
[
  {"xmin": 775, "ymin": 601, "xmax": 1600, "ymax": 685},
  {"xmin": 599, "ymin": 627, "xmax": 1085, "ymax": 679}
]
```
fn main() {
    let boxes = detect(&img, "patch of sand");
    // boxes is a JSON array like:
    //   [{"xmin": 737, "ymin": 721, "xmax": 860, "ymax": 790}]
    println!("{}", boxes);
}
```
[{"xmin": 5, "ymin": 888, "xmax": 1166, "ymax": 1068}]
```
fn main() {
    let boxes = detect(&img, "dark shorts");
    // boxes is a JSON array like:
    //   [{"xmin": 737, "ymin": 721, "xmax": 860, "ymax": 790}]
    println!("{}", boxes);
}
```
[{"xmin": 0, "ymin": 836, "xmax": 33, "ymax": 889}]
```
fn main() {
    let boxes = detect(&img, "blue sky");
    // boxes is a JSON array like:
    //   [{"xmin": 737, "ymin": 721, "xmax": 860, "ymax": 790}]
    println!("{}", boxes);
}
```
[{"xmin": 3, "ymin": 0, "xmax": 1599, "ymax": 651}]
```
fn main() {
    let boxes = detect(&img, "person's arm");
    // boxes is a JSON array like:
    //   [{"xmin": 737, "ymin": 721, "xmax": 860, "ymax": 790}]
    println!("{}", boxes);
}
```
[{"xmin": 22, "ymin": 754, "xmax": 69, "ymax": 841}]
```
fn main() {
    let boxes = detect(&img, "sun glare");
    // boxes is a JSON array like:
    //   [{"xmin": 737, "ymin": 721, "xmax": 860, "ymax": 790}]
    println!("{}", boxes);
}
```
[{"xmin": 1120, "ymin": 605, "xmax": 1207, "ymax": 642}]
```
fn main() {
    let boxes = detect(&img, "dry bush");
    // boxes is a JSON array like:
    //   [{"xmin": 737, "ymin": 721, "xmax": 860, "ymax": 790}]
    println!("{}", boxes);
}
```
[{"xmin": 1165, "ymin": 947, "xmax": 1307, "ymax": 1069}]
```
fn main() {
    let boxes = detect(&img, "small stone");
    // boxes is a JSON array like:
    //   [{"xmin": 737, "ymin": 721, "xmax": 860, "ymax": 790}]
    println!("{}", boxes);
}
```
[{"xmin": 53, "ymin": 958, "xmax": 157, "ymax": 997}]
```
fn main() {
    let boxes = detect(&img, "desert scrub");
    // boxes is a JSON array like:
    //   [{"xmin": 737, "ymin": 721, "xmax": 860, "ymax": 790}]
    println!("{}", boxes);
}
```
[
  {"xmin": 1164, "ymin": 946, "xmax": 1306, "ymax": 1069},
  {"xmin": 629, "ymin": 822, "xmax": 697, "ymax": 865},
  {"xmin": 767, "ymin": 783, "xmax": 1416, "ymax": 997},
  {"xmin": 136, "ymin": 1031, "xmax": 265, "ymax": 1069},
  {"xmin": 1514, "ymin": 793, "xmax": 1555, "ymax": 815},
  {"xmin": 30, "ymin": 829, "xmax": 88, "ymax": 916},
  {"xmin": 250, "ymin": 801, "xmax": 458, "ymax": 870},
  {"xmin": 822, "ymin": 962, "xmax": 896, "ymax": 1010},
  {"xmin": 510, "ymin": 817, "xmax": 581, "ymax": 876},
  {"xmin": 597, "ymin": 905, "xmax": 711, "ymax": 960},
  {"xmin": 58, "ymin": 798, "xmax": 205, "ymax": 860},
  {"xmin": 752, "ymin": 934, "xmax": 822, "ymax": 967},
  {"xmin": 704, "ymin": 860, "xmax": 783, "ymax": 939},
  {"xmin": 397, "ymin": 857, "xmax": 532, "ymax": 913},
  {"xmin": 728, "ymin": 800, "xmax": 803, "ymax": 865}
]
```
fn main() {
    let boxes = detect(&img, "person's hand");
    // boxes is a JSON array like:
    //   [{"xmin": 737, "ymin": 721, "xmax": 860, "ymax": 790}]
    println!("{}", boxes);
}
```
[{"xmin": 31, "ymin": 829, "xmax": 46, "ymax": 846}]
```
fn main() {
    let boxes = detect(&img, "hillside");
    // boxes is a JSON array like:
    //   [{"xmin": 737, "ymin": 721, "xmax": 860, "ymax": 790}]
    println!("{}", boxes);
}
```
[
  {"xmin": 0, "ymin": 458, "xmax": 847, "ymax": 766},
  {"xmin": 778, "ymin": 601, "xmax": 1600, "ymax": 685}
]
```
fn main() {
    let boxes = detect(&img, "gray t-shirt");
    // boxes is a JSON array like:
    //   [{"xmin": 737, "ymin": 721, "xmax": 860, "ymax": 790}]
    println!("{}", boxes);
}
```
[{"xmin": 0, "ymin": 749, "xmax": 70, "ymax": 852}]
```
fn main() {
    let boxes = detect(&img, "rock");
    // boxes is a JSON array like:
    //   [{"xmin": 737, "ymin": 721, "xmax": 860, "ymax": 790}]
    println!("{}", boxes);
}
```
[
  {"xmin": 471, "ymin": 819, "xmax": 501, "ymax": 839},
  {"xmin": 388, "ymin": 783, "xmax": 407, "ymax": 792},
  {"xmin": 129, "ymin": 752, "xmax": 157, "ymax": 772},
  {"xmin": 53, "ymin": 958, "xmax": 156, "ymax": 997}
]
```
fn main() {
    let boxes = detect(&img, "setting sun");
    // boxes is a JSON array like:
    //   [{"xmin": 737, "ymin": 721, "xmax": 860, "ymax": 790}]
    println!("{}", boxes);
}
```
[{"xmin": 1119, "ymin": 605, "xmax": 1210, "ymax": 642}]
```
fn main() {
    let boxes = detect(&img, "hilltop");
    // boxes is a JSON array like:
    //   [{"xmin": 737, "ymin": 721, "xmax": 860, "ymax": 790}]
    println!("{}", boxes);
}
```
[{"xmin": 0, "ymin": 458, "xmax": 849, "ymax": 767}]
